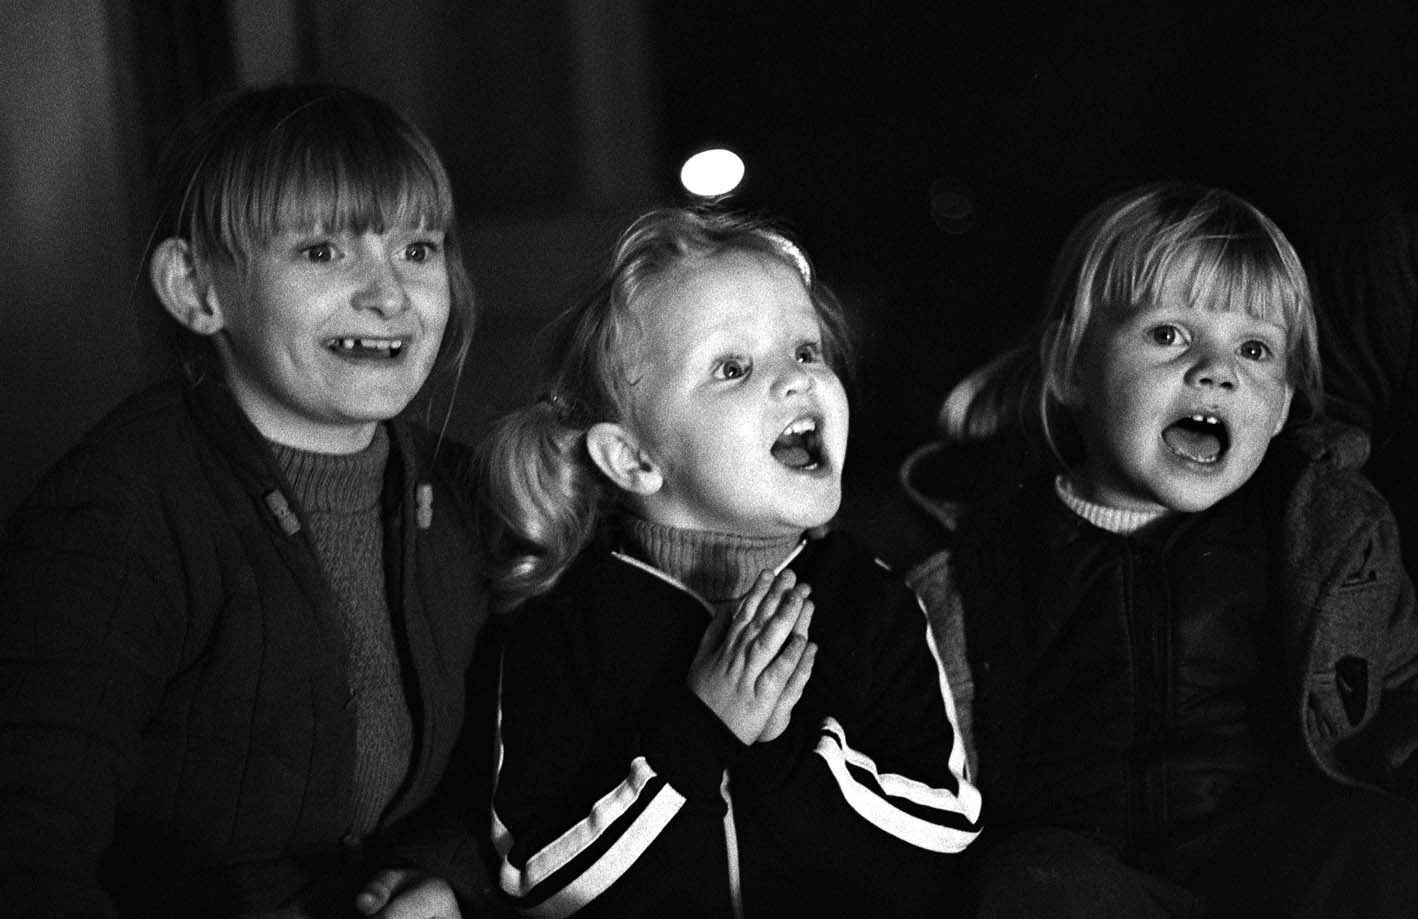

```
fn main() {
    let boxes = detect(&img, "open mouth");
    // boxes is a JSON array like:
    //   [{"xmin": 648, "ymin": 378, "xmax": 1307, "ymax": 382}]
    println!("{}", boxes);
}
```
[
  {"xmin": 326, "ymin": 337, "xmax": 405, "ymax": 359},
  {"xmin": 1162, "ymin": 413, "xmax": 1229, "ymax": 464},
  {"xmin": 771, "ymin": 416, "xmax": 825, "ymax": 470}
]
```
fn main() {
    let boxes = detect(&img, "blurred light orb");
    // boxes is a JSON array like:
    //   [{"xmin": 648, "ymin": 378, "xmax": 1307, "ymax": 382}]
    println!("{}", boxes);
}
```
[{"xmin": 680, "ymin": 148, "xmax": 745, "ymax": 197}]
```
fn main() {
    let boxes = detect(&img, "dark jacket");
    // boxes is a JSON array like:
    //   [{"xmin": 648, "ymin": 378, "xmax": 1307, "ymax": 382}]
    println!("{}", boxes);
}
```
[
  {"xmin": 908, "ymin": 421, "xmax": 1418, "ymax": 841},
  {"xmin": 492, "ymin": 530, "xmax": 982, "ymax": 918},
  {"xmin": 1309, "ymin": 176, "xmax": 1418, "ymax": 583},
  {"xmin": 0, "ymin": 376, "xmax": 492, "ymax": 918}
]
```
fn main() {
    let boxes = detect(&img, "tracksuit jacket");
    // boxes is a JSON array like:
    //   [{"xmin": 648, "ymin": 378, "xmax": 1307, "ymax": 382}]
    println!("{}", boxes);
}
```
[
  {"xmin": 908, "ymin": 420, "xmax": 1418, "ymax": 849},
  {"xmin": 0, "ymin": 375, "xmax": 492, "ymax": 917},
  {"xmin": 492, "ymin": 529, "xmax": 982, "ymax": 918}
]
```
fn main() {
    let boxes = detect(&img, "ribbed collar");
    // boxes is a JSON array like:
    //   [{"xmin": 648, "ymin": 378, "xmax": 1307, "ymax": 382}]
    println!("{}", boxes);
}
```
[
  {"xmin": 1055, "ymin": 474, "xmax": 1173, "ymax": 535},
  {"xmin": 269, "ymin": 425, "xmax": 390, "ymax": 514},
  {"xmin": 622, "ymin": 516, "xmax": 803, "ymax": 607}
]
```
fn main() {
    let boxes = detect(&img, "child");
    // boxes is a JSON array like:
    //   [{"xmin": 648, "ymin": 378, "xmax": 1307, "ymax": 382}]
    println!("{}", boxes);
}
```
[
  {"xmin": 908, "ymin": 183, "xmax": 1418, "ymax": 918},
  {"xmin": 0, "ymin": 84, "xmax": 495, "ymax": 917},
  {"xmin": 478, "ymin": 207, "xmax": 982, "ymax": 917}
]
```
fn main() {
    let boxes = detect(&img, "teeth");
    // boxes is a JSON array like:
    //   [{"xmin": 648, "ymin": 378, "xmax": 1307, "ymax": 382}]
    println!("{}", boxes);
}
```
[
  {"xmin": 1188, "ymin": 414, "xmax": 1220, "ymax": 425},
  {"xmin": 330, "ymin": 338, "xmax": 404, "ymax": 354},
  {"xmin": 780, "ymin": 417, "xmax": 818, "ymax": 437}
]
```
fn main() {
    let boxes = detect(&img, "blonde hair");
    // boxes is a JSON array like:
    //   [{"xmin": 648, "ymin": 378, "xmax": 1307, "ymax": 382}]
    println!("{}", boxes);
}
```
[
  {"xmin": 951, "ymin": 183, "xmax": 1320, "ymax": 463},
  {"xmin": 147, "ymin": 82, "xmax": 475, "ymax": 396},
  {"xmin": 477, "ymin": 206, "xmax": 852, "ymax": 609}
]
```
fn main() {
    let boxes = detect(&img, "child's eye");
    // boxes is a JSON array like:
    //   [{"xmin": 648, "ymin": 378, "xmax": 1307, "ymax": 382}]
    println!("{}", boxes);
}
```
[
  {"xmin": 403, "ymin": 241, "xmax": 441, "ymax": 263},
  {"xmin": 301, "ymin": 242, "xmax": 336, "ymax": 264},
  {"xmin": 714, "ymin": 358, "xmax": 751, "ymax": 381},
  {"xmin": 794, "ymin": 343, "xmax": 822, "ymax": 364},
  {"xmin": 1238, "ymin": 339, "xmax": 1273, "ymax": 361},
  {"xmin": 1148, "ymin": 325, "xmax": 1184, "ymax": 346}
]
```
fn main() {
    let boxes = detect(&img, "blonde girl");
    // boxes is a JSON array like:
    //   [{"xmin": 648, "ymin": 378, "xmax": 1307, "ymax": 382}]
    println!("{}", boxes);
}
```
[
  {"xmin": 910, "ymin": 182, "xmax": 1418, "ymax": 919},
  {"xmin": 481, "ymin": 207, "xmax": 980, "ymax": 918},
  {"xmin": 0, "ymin": 83, "xmax": 491, "ymax": 918}
]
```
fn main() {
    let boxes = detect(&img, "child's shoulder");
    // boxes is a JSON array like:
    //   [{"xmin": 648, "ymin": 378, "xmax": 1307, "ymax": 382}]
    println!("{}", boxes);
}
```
[
  {"xmin": 1259, "ymin": 419, "xmax": 1402, "ymax": 567},
  {"xmin": 1262, "ymin": 418, "xmax": 1386, "ymax": 514},
  {"xmin": 37, "ymin": 379, "xmax": 199, "ymax": 492},
  {"xmin": 524, "ymin": 536, "xmax": 704, "ymax": 618},
  {"xmin": 796, "ymin": 528, "xmax": 921, "ymax": 613},
  {"xmin": 800, "ymin": 527, "xmax": 896, "ymax": 576},
  {"xmin": 1270, "ymin": 417, "xmax": 1372, "ymax": 473}
]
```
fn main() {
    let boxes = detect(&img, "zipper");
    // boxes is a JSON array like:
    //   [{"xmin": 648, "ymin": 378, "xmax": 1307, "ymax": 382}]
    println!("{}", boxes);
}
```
[
  {"xmin": 721, "ymin": 770, "xmax": 744, "ymax": 919},
  {"xmin": 1124, "ymin": 541, "xmax": 1168, "ymax": 862}
]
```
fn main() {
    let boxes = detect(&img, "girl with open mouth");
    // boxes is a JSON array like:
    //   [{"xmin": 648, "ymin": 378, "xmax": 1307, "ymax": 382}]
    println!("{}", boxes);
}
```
[
  {"xmin": 909, "ymin": 182, "xmax": 1418, "ymax": 919},
  {"xmin": 478, "ymin": 206, "xmax": 981, "ymax": 917}
]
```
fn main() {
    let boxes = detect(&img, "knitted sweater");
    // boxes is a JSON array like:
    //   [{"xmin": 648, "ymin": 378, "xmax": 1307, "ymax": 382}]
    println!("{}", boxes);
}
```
[
  {"xmin": 0, "ymin": 375, "xmax": 492, "ymax": 918},
  {"xmin": 272, "ymin": 429, "xmax": 413, "ymax": 835}
]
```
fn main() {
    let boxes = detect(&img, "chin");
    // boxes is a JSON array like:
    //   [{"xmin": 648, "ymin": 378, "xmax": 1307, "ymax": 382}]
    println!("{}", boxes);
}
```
[
  {"xmin": 1154, "ymin": 482, "xmax": 1237, "ymax": 514},
  {"xmin": 790, "ymin": 501, "xmax": 841, "ymax": 533}
]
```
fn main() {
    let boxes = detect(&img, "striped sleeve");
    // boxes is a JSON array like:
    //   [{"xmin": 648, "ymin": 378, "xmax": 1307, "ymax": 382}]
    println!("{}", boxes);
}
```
[
  {"xmin": 491, "ymin": 748, "xmax": 686, "ymax": 918},
  {"xmin": 727, "ymin": 560, "xmax": 982, "ymax": 911},
  {"xmin": 806, "ymin": 592, "xmax": 982, "ymax": 850},
  {"xmin": 811, "ymin": 720, "xmax": 980, "ymax": 850},
  {"xmin": 491, "ymin": 618, "xmax": 742, "ymax": 917}
]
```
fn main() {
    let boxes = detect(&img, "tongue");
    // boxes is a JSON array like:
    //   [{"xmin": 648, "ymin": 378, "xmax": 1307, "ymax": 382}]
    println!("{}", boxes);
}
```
[
  {"xmin": 772, "ymin": 442, "xmax": 813, "ymax": 468},
  {"xmin": 1162, "ymin": 424, "xmax": 1222, "ymax": 462}
]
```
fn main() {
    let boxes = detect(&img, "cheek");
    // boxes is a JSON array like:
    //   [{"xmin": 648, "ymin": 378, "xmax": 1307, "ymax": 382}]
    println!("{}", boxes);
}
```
[
  {"xmin": 416, "ymin": 276, "xmax": 452, "ymax": 321},
  {"xmin": 824, "ymin": 380, "xmax": 851, "ymax": 443}
]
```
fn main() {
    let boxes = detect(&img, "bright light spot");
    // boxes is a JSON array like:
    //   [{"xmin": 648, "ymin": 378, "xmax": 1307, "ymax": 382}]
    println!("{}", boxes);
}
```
[{"xmin": 680, "ymin": 148, "xmax": 745, "ymax": 197}]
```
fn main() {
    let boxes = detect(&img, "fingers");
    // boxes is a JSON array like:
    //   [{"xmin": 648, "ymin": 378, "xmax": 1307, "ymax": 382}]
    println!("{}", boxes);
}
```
[
  {"xmin": 757, "ymin": 636, "xmax": 818, "ymax": 742},
  {"xmin": 686, "ymin": 567, "xmax": 818, "ymax": 746},
  {"xmin": 778, "ymin": 635, "xmax": 817, "ymax": 709},
  {"xmin": 743, "ymin": 579, "xmax": 811, "ymax": 668},
  {"xmin": 694, "ymin": 590, "xmax": 736, "ymax": 659},
  {"xmin": 754, "ymin": 612, "xmax": 812, "ymax": 697},
  {"xmin": 791, "ymin": 595, "xmax": 814, "ymax": 640},
  {"xmin": 726, "ymin": 569, "xmax": 779, "ymax": 646},
  {"xmin": 361, "ymin": 873, "xmax": 461, "ymax": 919},
  {"xmin": 355, "ymin": 869, "xmax": 404, "ymax": 915}
]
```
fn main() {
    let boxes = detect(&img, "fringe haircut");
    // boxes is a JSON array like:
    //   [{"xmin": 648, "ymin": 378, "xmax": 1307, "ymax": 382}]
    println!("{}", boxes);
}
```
[
  {"xmin": 948, "ymin": 182, "xmax": 1320, "ymax": 464},
  {"xmin": 146, "ymin": 82, "xmax": 475, "ymax": 396}
]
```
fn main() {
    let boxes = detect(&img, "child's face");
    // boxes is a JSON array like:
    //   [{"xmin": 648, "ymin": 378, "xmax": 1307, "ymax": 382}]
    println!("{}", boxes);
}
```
[
  {"xmin": 627, "ymin": 250, "xmax": 849, "ymax": 537},
  {"xmin": 208, "ymin": 225, "xmax": 450, "ymax": 452},
  {"xmin": 1069, "ymin": 280, "xmax": 1294, "ymax": 514}
]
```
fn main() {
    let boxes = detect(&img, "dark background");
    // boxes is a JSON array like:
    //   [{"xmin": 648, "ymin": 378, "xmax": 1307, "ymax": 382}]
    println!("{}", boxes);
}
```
[{"xmin": 4, "ymin": 0, "xmax": 1416, "ymax": 564}]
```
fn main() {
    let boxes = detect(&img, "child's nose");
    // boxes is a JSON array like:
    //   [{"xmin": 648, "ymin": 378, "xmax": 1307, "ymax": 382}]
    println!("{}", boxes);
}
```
[
  {"xmin": 352, "ymin": 257, "xmax": 409, "ymax": 316},
  {"xmin": 1185, "ymin": 350, "xmax": 1238, "ymax": 391},
  {"xmin": 772, "ymin": 362, "xmax": 814, "ymax": 398}
]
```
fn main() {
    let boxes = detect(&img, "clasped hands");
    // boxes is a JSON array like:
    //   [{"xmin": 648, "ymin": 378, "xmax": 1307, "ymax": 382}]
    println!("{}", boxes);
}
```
[{"xmin": 688, "ymin": 569, "xmax": 817, "ymax": 745}]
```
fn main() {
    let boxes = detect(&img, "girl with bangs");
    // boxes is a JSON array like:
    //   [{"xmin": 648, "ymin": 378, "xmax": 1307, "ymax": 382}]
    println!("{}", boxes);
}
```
[
  {"xmin": 906, "ymin": 183, "xmax": 1418, "ymax": 917},
  {"xmin": 0, "ymin": 84, "xmax": 494, "ymax": 918},
  {"xmin": 479, "ymin": 207, "xmax": 980, "ymax": 917}
]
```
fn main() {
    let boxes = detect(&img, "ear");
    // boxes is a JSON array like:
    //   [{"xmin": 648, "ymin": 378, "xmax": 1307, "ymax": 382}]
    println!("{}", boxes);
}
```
[
  {"xmin": 150, "ymin": 238, "xmax": 226, "ymax": 336},
  {"xmin": 585, "ymin": 422, "xmax": 663, "ymax": 496},
  {"xmin": 1272, "ymin": 385, "xmax": 1295, "ymax": 437}
]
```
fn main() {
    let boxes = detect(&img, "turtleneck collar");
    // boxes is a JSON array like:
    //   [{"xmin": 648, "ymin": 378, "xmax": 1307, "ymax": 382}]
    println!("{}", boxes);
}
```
[
  {"xmin": 269, "ymin": 425, "xmax": 390, "ymax": 514},
  {"xmin": 1055, "ymin": 474, "xmax": 1174, "ymax": 535},
  {"xmin": 621, "ymin": 516, "xmax": 804, "ymax": 608}
]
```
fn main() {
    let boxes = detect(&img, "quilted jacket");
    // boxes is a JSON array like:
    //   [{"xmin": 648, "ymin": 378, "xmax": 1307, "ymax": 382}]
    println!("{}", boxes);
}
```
[{"xmin": 0, "ymin": 375, "xmax": 492, "ymax": 917}]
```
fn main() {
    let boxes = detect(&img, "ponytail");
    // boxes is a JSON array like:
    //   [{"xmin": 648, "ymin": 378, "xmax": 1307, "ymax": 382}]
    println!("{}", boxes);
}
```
[{"xmin": 476, "ymin": 400, "xmax": 608, "ymax": 609}]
